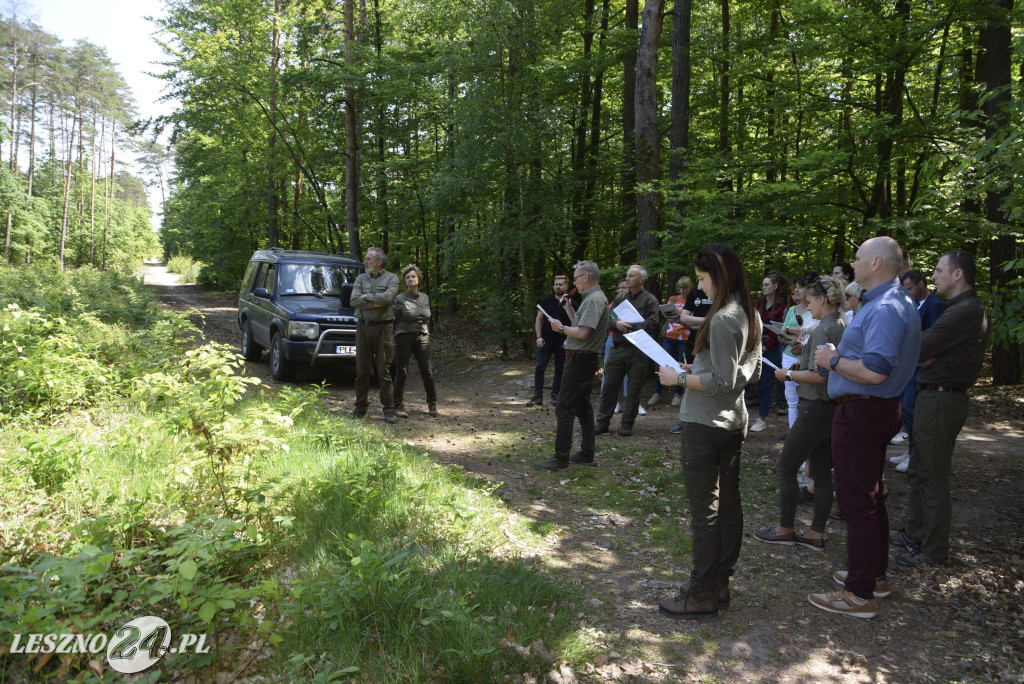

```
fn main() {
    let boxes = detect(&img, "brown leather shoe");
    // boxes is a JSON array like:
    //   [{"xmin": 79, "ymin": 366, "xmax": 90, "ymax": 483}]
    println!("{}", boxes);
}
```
[
  {"xmin": 795, "ymin": 531, "xmax": 825, "ymax": 551},
  {"xmin": 658, "ymin": 587, "xmax": 719, "ymax": 620},
  {"xmin": 753, "ymin": 525, "xmax": 797, "ymax": 545}
]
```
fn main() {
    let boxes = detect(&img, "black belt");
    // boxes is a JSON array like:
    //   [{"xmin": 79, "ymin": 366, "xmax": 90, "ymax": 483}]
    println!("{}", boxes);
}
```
[
  {"xmin": 358, "ymin": 319, "xmax": 393, "ymax": 327},
  {"xmin": 566, "ymin": 350, "xmax": 598, "ymax": 356},
  {"xmin": 918, "ymin": 383, "xmax": 965, "ymax": 393}
]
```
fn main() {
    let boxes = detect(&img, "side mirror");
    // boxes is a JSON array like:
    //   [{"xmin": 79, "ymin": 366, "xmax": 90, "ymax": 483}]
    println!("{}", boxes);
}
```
[{"xmin": 253, "ymin": 288, "xmax": 271, "ymax": 299}]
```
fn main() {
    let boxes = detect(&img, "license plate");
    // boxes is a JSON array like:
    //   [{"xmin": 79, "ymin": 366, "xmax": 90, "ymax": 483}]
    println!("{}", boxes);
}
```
[{"xmin": 335, "ymin": 345, "xmax": 356, "ymax": 356}]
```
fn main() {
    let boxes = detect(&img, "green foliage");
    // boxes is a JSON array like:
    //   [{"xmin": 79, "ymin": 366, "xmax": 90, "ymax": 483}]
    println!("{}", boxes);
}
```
[
  {"xmin": 0, "ymin": 300, "xmax": 592, "ymax": 680},
  {"xmin": 166, "ymin": 254, "xmax": 206, "ymax": 283}
]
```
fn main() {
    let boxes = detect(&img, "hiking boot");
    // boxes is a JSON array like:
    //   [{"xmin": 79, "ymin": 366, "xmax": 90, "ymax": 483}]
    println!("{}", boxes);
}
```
[
  {"xmin": 676, "ymin": 583, "xmax": 731, "ymax": 609},
  {"xmin": 349, "ymin": 408, "xmax": 367, "ymax": 419},
  {"xmin": 534, "ymin": 457, "xmax": 569, "ymax": 471},
  {"xmin": 753, "ymin": 525, "xmax": 797, "ymax": 546},
  {"xmin": 807, "ymin": 589, "xmax": 877, "ymax": 619},
  {"xmin": 394, "ymin": 405, "xmax": 410, "ymax": 419},
  {"xmin": 889, "ymin": 528, "xmax": 918, "ymax": 551},
  {"xmin": 569, "ymin": 452, "xmax": 596, "ymax": 467},
  {"xmin": 427, "ymin": 402, "xmax": 439, "ymax": 417},
  {"xmin": 617, "ymin": 425, "xmax": 633, "ymax": 437},
  {"xmin": 384, "ymin": 411, "xmax": 397, "ymax": 424},
  {"xmin": 525, "ymin": 396, "xmax": 543, "ymax": 407},
  {"xmin": 895, "ymin": 550, "xmax": 946, "ymax": 568},
  {"xmin": 659, "ymin": 587, "xmax": 719, "ymax": 620},
  {"xmin": 833, "ymin": 570, "xmax": 891, "ymax": 598},
  {"xmin": 594, "ymin": 422, "xmax": 610, "ymax": 435}
]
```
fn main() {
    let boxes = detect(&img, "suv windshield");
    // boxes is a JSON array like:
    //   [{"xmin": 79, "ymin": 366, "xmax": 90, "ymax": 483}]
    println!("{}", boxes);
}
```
[{"xmin": 279, "ymin": 263, "xmax": 359, "ymax": 296}]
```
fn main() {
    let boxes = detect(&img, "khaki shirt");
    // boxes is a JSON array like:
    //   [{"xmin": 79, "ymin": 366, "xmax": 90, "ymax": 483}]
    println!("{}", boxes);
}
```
[
  {"xmin": 679, "ymin": 297, "xmax": 762, "ymax": 431},
  {"xmin": 566, "ymin": 285, "xmax": 610, "ymax": 354},
  {"xmin": 351, "ymin": 270, "xmax": 399, "ymax": 322},
  {"xmin": 797, "ymin": 311, "xmax": 846, "ymax": 402},
  {"xmin": 394, "ymin": 291, "xmax": 431, "ymax": 336}
]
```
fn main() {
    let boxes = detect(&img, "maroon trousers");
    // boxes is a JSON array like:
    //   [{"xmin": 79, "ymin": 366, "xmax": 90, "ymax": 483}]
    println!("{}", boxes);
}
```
[{"xmin": 831, "ymin": 396, "xmax": 902, "ymax": 600}]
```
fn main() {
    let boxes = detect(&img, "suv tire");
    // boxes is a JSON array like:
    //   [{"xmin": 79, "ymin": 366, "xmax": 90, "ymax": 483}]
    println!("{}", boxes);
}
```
[
  {"xmin": 269, "ymin": 331, "xmax": 297, "ymax": 381},
  {"xmin": 240, "ymin": 320, "xmax": 262, "ymax": 361}
]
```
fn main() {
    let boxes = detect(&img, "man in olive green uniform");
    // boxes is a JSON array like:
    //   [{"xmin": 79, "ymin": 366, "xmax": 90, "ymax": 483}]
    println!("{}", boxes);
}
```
[
  {"xmin": 595, "ymin": 264, "xmax": 661, "ymax": 437},
  {"xmin": 350, "ymin": 247, "xmax": 400, "ymax": 422},
  {"xmin": 893, "ymin": 250, "xmax": 990, "ymax": 567},
  {"xmin": 535, "ymin": 260, "xmax": 610, "ymax": 470}
]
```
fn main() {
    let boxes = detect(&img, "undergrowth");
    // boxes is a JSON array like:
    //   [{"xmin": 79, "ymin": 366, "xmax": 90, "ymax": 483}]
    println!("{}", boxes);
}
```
[{"xmin": 0, "ymin": 266, "xmax": 592, "ymax": 682}]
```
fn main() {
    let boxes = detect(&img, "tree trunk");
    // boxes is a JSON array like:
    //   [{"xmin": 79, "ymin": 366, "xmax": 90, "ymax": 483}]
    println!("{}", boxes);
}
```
[
  {"xmin": 102, "ymin": 123, "xmax": 115, "ymax": 271},
  {"xmin": 620, "ymin": 0, "xmax": 639, "ymax": 264},
  {"xmin": 343, "ymin": 0, "xmax": 361, "ymax": 256},
  {"xmin": 635, "ymin": 0, "xmax": 664, "ymax": 267},
  {"xmin": 981, "ymin": 0, "xmax": 1021, "ymax": 385},
  {"xmin": 89, "ymin": 112, "xmax": 99, "ymax": 264},
  {"xmin": 718, "ymin": 0, "xmax": 731, "ymax": 190},
  {"xmin": 267, "ymin": 0, "xmax": 281, "ymax": 248},
  {"xmin": 570, "ymin": 0, "xmax": 596, "ymax": 263},
  {"xmin": 59, "ymin": 118, "xmax": 77, "ymax": 269}
]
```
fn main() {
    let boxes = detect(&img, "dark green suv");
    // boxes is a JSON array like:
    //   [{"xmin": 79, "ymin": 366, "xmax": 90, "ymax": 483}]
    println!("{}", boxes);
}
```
[{"xmin": 237, "ymin": 249, "xmax": 364, "ymax": 380}]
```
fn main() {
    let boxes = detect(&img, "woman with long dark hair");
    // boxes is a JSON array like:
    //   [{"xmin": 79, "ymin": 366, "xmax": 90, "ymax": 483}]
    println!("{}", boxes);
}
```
[
  {"xmin": 750, "ymin": 270, "xmax": 789, "ymax": 432},
  {"xmin": 656, "ymin": 243, "xmax": 762, "ymax": 620}
]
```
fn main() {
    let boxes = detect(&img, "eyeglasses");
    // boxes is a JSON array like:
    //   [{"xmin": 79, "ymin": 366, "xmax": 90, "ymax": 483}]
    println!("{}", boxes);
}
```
[{"xmin": 572, "ymin": 273, "xmax": 586, "ymax": 282}]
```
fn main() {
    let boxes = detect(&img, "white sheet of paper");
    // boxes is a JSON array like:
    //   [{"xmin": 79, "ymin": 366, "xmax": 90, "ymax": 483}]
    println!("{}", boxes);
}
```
[
  {"xmin": 624, "ymin": 330, "xmax": 683, "ymax": 373},
  {"xmin": 536, "ymin": 304, "xmax": 557, "ymax": 321},
  {"xmin": 612, "ymin": 299, "xmax": 644, "ymax": 324}
]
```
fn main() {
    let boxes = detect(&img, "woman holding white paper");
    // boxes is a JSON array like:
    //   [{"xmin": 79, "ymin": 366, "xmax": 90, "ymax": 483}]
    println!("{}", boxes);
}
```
[
  {"xmin": 753, "ymin": 276, "xmax": 847, "ymax": 551},
  {"xmin": 655, "ymin": 243, "xmax": 761, "ymax": 620}
]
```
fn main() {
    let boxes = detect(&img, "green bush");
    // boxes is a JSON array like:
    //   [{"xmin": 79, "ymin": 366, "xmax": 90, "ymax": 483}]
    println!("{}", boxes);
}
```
[
  {"xmin": 167, "ymin": 254, "xmax": 206, "ymax": 284},
  {"xmin": 0, "ymin": 263, "xmax": 158, "ymax": 328}
]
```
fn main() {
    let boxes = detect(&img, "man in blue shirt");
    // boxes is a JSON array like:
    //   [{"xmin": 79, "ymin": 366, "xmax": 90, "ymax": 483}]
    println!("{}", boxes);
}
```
[
  {"xmin": 890, "ymin": 270, "xmax": 946, "ymax": 472},
  {"xmin": 810, "ymin": 237, "xmax": 921, "ymax": 619}
]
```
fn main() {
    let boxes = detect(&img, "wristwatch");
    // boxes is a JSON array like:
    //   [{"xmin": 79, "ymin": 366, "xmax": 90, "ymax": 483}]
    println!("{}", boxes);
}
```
[
  {"xmin": 829, "ymin": 355, "xmax": 841, "ymax": 370},
  {"xmin": 676, "ymin": 370, "xmax": 688, "ymax": 386},
  {"xmin": 785, "ymin": 371, "xmax": 793, "ymax": 382}
]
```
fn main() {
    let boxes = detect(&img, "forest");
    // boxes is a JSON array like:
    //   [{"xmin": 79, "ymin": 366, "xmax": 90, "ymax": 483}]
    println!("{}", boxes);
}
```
[
  {"xmin": 3, "ymin": 0, "xmax": 1023, "ymax": 381},
  {"xmin": 0, "ymin": 11, "xmax": 159, "ymax": 273}
]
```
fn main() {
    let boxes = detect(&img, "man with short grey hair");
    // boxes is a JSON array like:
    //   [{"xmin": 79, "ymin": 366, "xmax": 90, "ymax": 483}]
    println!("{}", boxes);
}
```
[
  {"xmin": 535, "ymin": 260, "xmax": 610, "ymax": 470},
  {"xmin": 350, "ymin": 247, "xmax": 400, "ymax": 422},
  {"xmin": 594, "ymin": 264, "xmax": 660, "ymax": 437}
]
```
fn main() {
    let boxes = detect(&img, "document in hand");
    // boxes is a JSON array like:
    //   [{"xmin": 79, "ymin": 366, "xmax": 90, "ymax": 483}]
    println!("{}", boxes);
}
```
[
  {"xmin": 623, "ymin": 330, "xmax": 683, "ymax": 372},
  {"xmin": 611, "ymin": 299, "xmax": 644, "ymax": 323}
]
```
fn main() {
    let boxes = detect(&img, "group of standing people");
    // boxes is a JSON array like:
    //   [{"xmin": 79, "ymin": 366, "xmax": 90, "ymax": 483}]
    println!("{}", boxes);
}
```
[
  {"xmin": 348, "ymin": 247, "xmax": 439, "ymax": 423},
  {"xmin": 530, "ymin": 238, "xmax": 990, "ymax": 622}
]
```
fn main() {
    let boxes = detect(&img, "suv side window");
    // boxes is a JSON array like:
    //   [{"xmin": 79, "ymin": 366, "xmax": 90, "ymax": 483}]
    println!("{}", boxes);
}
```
[{"xmin": 253, "ymin": 263, "xmax": 277, "ymax": 294}]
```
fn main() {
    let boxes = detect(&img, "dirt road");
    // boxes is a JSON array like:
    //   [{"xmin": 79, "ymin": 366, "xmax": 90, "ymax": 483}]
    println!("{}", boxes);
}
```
[{"xmin": 144, "ymin": 264, "xmax": 1024, "ymax": 683}]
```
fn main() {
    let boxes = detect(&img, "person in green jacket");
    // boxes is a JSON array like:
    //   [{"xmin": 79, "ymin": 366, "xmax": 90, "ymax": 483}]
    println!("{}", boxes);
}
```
[
  {"xmin": 656, "ymin": 243, "xmax": 762, "ymax": 620},
  {"xmin": 392, "ymin": 264, "xmax": 438, "ymax": 417}
]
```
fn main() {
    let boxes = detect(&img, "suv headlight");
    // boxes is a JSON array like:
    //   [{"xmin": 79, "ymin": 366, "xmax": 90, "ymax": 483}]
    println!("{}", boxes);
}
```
[{"xmin": 288, "ymin": 321, "xmax": 319, "ymax": 340}]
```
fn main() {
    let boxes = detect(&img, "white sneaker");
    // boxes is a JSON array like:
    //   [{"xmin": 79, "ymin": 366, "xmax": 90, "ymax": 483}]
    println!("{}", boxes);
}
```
[
  {"xmin": 890, "ymin": 431, "xmax": 908, "ymax": 445},
  {"xmin": 614, "ymin": 403, "xmax": 621, "ymax": 414},
  {"xmin": 797, "ymin": 472, "xmax": 813, "ymax": 486},
  {"xmin": 647, "ymin": 392, "xmax": 660, "ymax": 406},
  {"xmin": 889, "ymin": 451, "xmax": 905, "ymax": 464},
  {"xmin": 671, "ymin": 394, "xmax": 682, "ymax": 407},
  {"xmin": 750, "ymin": 418, "xmax": 767, "ymax": 432},
  {"xmin": 638, "ymin": 405, "xmax": 647, "ymax": 416},
  {"xmin": 895, "ymin": 452, "xmax": 910, "ymax": 473}
]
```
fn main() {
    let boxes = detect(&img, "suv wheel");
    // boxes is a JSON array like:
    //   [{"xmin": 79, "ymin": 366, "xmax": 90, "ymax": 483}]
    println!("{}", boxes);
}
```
[
  {"xmin": 269, "ymin": 331, "xmax": 297, "ymax": 381},
  {"xmin": 240, "ymin": 320, "xmax": 262, "ymax": 361}
]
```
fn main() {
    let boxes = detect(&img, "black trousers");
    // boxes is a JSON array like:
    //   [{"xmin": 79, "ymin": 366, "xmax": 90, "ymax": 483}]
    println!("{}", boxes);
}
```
[
  {"xmin": 394, "ymin": 332, "xmax": 437, "ymax": 407},
  {"xmin": 354, "ymin": 322, "xmax": 394, "ymax": 411},
  {"xmin": 553, "ymin": 353, "xmax": 600, "ymax": 461}
]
